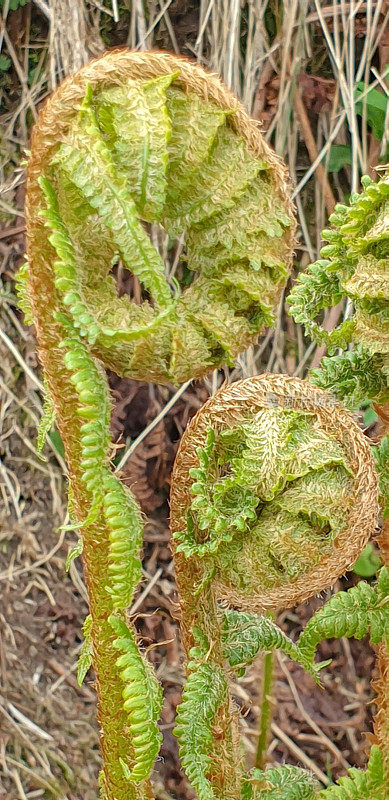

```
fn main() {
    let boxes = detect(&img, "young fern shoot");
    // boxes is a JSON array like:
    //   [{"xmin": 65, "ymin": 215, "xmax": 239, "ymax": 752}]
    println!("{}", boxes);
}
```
[
  {"xmin": 170, "ymin": 374, "xmax": 382, "ymax": 800},
  {"xmin": 288, "ymin": 173, "xmax": 389, "ymax": 409},
  {"xmin": 288, "ymin": 174, "xmax": 389, "ymax": 780},
  {"xmin": 20, "ymin": 51, "xmax": 296, "ymax": 800}
]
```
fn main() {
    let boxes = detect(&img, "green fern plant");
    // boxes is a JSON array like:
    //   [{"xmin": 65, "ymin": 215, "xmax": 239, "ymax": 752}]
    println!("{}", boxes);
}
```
[
  {"xmin": 240, "ymin": 745, "xmax": 386, "ymax": 800},
  {"xmin": 298, "ymin": 566, "xmax": 389, "ymax": 662},
  {"xmin": 287, "ymin": 173, "xmax": 388, "ymax": 408},
  {"xmin": 20, "ymin": 46, "xmax": 388, "ymax": 800},
  {"xmin": 170, "ymin": 374, "xmax": 384, "ymax": 800},
  {"xmin": 20, "ymin": 50, "xmax": 295, "ymax": 800},
  {"xmin": 288, "ymin": 174, "xmax": 389, "ymax": 784}
]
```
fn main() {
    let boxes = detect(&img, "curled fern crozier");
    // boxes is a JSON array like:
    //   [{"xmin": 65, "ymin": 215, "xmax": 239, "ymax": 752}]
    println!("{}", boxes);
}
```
[
  {"xmin": 170, "ymin": 374, "xmax": 380, "ymax": 800},
  {"xmin": 25, "ymin": 49, "xmax": 295, "ymax": 387},
  {"xmin": 171, "ymin": 374, "xmax": 379, "ymax": 612},
  {"xmin": 22, "ymin": 50, "xmax": 296, "ymax": 800}
]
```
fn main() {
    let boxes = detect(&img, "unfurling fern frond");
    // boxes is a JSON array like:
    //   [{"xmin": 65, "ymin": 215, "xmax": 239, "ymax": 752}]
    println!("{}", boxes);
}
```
[
  {"xmin": 103, "ymin": 474, "xmax": 143, "ymax": 610},
  {"xmin": 77, "ymin": 614, "xmax": 93, "ymax": 686},
  {"xmin": 298, "ymin": 569, "xmax": 389, "ymax": 664},
  {"xmin": 171, "ymin": 375, "xmax": 379, "ymax": 799},
  {"xmin": 316, "ymin": 745, "xmax": 387, "ymax": 800},
  {"xmin": 174, "ymin": 657, "xmax": 228, "ymax": 800},
  {"xmin": 109, "ymin": 614, "xmax": 163, "ymax": 784},
  {"xmin": 24, "ymin": 49, "xmax": 297, "ymax": 800},
  {"xmin": 287, "ymin": 174, "xmax": 389, "ymax": 408},
  {"xmin": 242, "ymin": 764, "xmax": 318, "ymax": 799},
  {"xmin": 171, "ymin": 376, "xmax": 378, "ymax": 612},
  {"xmin": 28, "ymin": 52, "xmax": 295, "ymax": 386},
  {"xmin": 222, "ymin": 609, "xmax": 329, "ymax": 681},
  {"xmin": 310, "ymin": 348, "xmax": 388, "ymax": 410}
]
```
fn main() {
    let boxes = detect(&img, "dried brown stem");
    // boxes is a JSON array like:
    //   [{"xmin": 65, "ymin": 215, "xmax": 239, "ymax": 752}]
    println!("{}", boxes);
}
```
[{"xmin": 294, "ymin": 84, "xmax": 336, "ymax": 216}]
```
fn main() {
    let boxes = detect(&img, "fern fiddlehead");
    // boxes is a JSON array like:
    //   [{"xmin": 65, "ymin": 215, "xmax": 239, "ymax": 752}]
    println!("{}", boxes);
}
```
[
  {"xmin": 170, "ymin": 374, "xmax": 380, "ymax": 800},
  {"xmin": 22, "ymin": 50, "xmax": 296, "ymax": 800},
  {"xmin": 23, "ymin": 50, "xmax": 295, "ymax": 385}
]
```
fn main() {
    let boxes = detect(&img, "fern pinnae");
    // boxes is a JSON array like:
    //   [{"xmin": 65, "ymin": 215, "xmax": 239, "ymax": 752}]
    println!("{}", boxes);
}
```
[
  {"xmin": 222, "ymin": 609, "xmax": 329, "ymax": 682},
  {"xmin": 243, "ymin": 764, "xmax": 319, "ymax": 799},
  {"xmin": 316, "ymin": 745, "xmax": 387, "ymax": 800},
  {"xmin": 165, "ymin": 84, "xmax": 227, "ymax": 203},
  {"xmin": 310, "ymin": 348, "xmax": 389, "ymax": 410},
  {"xmin": 173, "ymin": 655, "xmax": 228, "ymax": 800},
  {"xmin": 163, "ymin": 124, "xmax": 263, "ymax": 236},
  {"xmin": 103, "ymin": 474, "xmax": 143, "ymax": 610},
  {"xmin": 38, "ymin": 175, "xmax": 100, "ymax": 345},
  {"xmin": 56, "ymin": 89, "xmax": 173, "ymax": 310},
  {"xmin": 298, "ymin": 569, "xmax": 389, "ymax": 664},
  {"xmin": 36, "ymin": 381, "xmax": 56, "ymax": 457},
  {"xmin": 77, "ymin": 614, "xmax": 93, "ymax": 686},
  {"xmin": 108, "ymin": 614, "xmax": 163, "ymax": 784},
  {"xmin": 14, "ymin": 261, "xmax": 34, "ymax": 327},
  {"xmin": 374, "ymin": 437, "xmax": 389, "ymax": 519},
  {"xmin": 62, "ymin": 334, "xmax": 111, "ymax": 525},
  {"xmin": 65, "ymin": 536, "xmax": 83, "ymax": 571},
  {"xmin": 98, "ymin": 73, "xmax": 177, "ymax": 222},
  {"xmin": 40, "ymin": 171, "xmax": 174, "ymax": 348}
]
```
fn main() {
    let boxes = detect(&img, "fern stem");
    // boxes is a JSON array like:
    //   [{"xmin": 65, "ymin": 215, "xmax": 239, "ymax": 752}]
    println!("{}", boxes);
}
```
[
  {"xmin": 373, "ymin": 403, "xmax": 389, "ymax": 778},
  {"xmin": 175, "ymin": 575, "xmax": 244, "ymax": 799},
  {"xmin": 255, "ymin": 649, "xmax": 275, "ymax": 770},
  {"xmin": 24, "ymin": 294, "xmax": 143, "ymax": 800}
]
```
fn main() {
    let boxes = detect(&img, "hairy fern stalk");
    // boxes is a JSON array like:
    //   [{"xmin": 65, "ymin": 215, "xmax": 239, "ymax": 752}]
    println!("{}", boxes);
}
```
[
  {"xmin": 20, "ymin": 50, "xmax": 296, "ymax": 800},
  {"xmin": 170, "ymin": 374, "xmax": 384, "ymax": 800}
]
